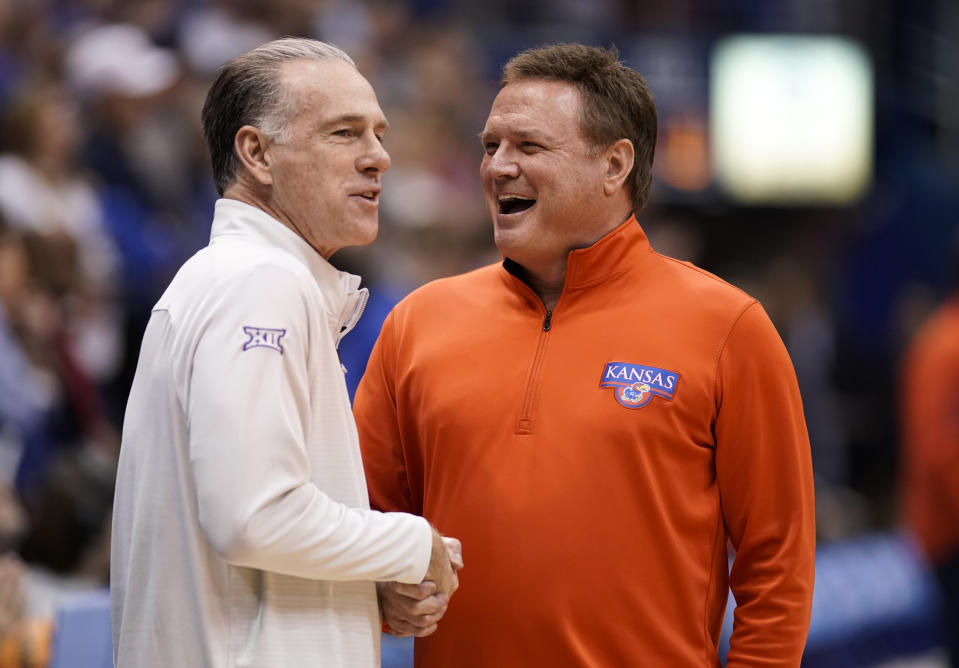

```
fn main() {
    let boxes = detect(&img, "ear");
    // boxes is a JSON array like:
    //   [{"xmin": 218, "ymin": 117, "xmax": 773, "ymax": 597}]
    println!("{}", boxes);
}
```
[
  {"xmin": 234, "ymin": 125, "xmax": 274, "ymax": 187},
  {"xmin": 602, "ymin": 138, "xmax": 635, "ymax": 197}
]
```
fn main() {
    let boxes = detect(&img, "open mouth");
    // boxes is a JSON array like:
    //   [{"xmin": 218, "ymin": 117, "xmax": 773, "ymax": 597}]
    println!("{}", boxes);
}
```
[{"xmin": 498, "ymin": 195, "xmax": 535, "ymax": 215}]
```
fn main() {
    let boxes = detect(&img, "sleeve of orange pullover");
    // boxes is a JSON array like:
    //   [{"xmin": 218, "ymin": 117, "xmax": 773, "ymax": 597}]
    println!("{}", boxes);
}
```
[
  {"xmin": 355, "ymin": 311, "xmax": 418, "ymax": 516},
  {"xmin": 714, "ymin": 302, "xmax": 816, "ymax": 667},
  {"xmin": 909, "ymin": 347, "xmax": 959, "ymax": 507},
  {"xmin": 902, "ymin": 303, "xmax": 959, "ymax": 561}
]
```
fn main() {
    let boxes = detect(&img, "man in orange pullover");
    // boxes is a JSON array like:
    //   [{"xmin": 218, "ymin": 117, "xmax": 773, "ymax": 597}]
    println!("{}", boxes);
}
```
[
  {"xmin": 354, "ymin": 44, "xmax": 815, "ymax": 666},
  {"xmin": 901, "ymin": 232, "xmax": 959, "ymax": 667}
]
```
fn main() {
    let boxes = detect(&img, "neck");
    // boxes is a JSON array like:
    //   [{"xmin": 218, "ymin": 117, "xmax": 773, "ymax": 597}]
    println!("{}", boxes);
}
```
[
  {"xmin": 223, "ymin": 181, "xmax": 274, "ymax": 220},
  {"xmin": 503, "ymin": 208, "xmax": 635, "ymax": 312},
  {"xmin": 506, "ymin": 257, "xmax": 566, "ymax": 312},
  {"xmin": 222, "ymin": 182, "xmax": 337, "ymax": 259}
]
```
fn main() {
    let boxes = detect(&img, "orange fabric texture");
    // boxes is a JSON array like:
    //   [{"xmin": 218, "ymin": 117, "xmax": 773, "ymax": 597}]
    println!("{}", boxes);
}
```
[
  {"xmin": 902, "ymin": 295, "xmax": 959, "ymax": 564},
  {"xmin": 355, "ymin": 217, "xmax": 815, "ymax": 667}
]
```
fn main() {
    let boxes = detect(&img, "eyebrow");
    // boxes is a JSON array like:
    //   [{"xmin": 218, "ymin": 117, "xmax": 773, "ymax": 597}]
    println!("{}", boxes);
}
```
[
  {"xmin": 324, "ymin": 113, "xmax": 390, "ymax": 132},
  {"xmin": 478, "ymin": 128, "xmax": 545, "ymax": 143}
]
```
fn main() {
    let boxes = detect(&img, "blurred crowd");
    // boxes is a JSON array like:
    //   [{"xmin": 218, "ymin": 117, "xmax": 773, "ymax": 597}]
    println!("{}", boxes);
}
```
[{"xmin": 0, "ymin": 0, "xmax": 955, "ymax": 662}]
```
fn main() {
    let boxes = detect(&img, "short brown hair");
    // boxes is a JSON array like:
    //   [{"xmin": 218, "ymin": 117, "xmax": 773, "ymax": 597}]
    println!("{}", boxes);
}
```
[{"xmin": 502, "ymin": 44, "xmax": 657, "ymax": 213}]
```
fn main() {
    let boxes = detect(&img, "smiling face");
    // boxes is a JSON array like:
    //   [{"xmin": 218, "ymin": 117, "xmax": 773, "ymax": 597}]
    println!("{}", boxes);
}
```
[
  {"xmin": 480, "ymin": 79, "xmax": 620, "ymax": 276},
  {"xmin": 265, "ymin": 58, "xmax": 390, "ymax": 258}
]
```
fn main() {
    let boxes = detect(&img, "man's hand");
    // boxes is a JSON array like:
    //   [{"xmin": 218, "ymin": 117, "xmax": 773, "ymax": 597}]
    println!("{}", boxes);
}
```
[
  {"xmin": 379, "ymin": 529, "xmax": 463, "ymax": 637},
  {"xmin": 424, "ymin": 528, "xmax": 459, "ymax": 597},
  {"xmin": 378, "ymin": 580, "xmax": 448, "ymax": 637},
  {"xmin": 442, "ymin": 536, "xmax": 464, "ymax": 571}
]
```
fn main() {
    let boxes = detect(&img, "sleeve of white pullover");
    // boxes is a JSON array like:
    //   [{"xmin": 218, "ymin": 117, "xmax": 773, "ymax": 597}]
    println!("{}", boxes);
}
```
[{"xmin": 186, "ymin": 263, "xmax": 432, "ymax": 584}]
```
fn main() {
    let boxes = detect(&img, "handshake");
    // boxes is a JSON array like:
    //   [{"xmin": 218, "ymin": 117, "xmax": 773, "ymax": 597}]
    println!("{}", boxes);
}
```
[{"xmin": 378, "ymin": 527, "xmax": 463, "ymax": 637}]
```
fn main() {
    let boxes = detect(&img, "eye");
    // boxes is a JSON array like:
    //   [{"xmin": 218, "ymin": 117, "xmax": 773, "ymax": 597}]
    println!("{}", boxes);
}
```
[
  {"xmin": 333, "ymin": 128, "xmax": 356, "ymax": 138},
  {"xmin": 520, "ymin": 142, "xmax": 543, "ymax": 152},
  {"xmin": 483, "ymin": 142, "xmax": 498, "ymax": 155}
]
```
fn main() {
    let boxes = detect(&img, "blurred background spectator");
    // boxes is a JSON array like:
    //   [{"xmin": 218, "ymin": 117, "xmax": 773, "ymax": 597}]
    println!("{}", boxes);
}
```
[
  {"xmin": 900, "ymin": 230, "xmax": 959, "ymax": 667},
  {"xmin": 0, "ymin": 0, "xmax": 954, "ymax": 666}
]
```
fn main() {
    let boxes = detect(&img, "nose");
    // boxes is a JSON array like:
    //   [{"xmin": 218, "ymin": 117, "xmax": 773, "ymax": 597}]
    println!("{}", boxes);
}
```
[
  {"xmin": 482, "ymin": 145, "xmax": 519, "ymax": 180},
  {"xmin": 358, "ymin": 133, "xmax": 391, "ymax": 174}
]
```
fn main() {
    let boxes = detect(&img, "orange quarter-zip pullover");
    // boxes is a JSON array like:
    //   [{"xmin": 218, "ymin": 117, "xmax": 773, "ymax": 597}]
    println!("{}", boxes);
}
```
[{"xmin": 355, "ymin": 216, "xmax": 815, "ymax": 667}]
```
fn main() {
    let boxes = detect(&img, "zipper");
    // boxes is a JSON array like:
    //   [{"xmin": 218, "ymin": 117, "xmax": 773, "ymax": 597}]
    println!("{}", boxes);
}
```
[
  {"xmin": 336, "ymin": 288, "xmax": 369, "ymax": 373},
  {"xmin": 336, "ymin": 288, "xmax": 369, "ymax": 347},
  {"xmin": 516, "ymin": 309, "xmax": 553, "ymax": 434}
]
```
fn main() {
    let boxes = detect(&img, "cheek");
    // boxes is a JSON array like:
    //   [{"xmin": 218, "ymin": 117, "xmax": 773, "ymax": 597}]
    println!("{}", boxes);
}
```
[
  {"xmin": 295, "ymin": 171, "xmax": 334, "ymax": 200},
  {"xmin": 479, "ymin": 162, "xmax": 492, "ymax": 187}
]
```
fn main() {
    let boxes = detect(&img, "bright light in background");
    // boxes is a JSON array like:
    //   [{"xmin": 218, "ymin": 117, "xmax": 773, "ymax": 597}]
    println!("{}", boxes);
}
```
[{"xmin": 710, "ymin": 35, "xmax": 874, "ymax": 205}]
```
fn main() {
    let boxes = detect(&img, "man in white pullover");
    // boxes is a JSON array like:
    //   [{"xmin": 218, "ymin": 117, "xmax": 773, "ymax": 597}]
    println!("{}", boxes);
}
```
[{"xmin": 111, "ymin": 38, "xmax": 460, "ymax": 667}]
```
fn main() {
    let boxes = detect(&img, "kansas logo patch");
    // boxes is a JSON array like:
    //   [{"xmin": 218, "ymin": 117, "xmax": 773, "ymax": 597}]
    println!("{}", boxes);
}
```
[
  {"xmin": 600, "ymin": 362, "xmax": 679, "ymax": 409},
  {"xmin": 242, "ymin": 326, "xmax": 286, "ymax": 354}
]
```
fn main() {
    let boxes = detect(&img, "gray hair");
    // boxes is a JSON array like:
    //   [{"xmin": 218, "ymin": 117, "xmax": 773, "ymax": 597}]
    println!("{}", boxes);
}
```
[{"xmin": 201, "ymin": 38, "xmax": 356, "ymax": 195}]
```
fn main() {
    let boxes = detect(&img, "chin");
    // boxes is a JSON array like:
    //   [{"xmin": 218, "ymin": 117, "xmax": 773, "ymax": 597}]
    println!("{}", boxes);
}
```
[
  {"xmin": 493, "ymin": 226, "xmax": 528, "ymax": 256},
  {"xmin": 361, "ymin": 226, "xmax": 380, "ymax": 247},
  {"xmin": 349, "ymin": 217, "xmax": 380, "ymax": 247}
]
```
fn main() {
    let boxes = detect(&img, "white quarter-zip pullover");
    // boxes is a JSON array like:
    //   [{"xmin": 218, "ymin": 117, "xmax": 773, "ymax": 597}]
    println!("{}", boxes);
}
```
[{"xmin": 111, "ymin": 198, "xmax": 432, "ymax": 667}]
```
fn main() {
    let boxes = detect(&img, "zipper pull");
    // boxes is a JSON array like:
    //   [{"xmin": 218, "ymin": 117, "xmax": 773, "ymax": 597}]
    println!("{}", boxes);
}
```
[{"xmin": 543, "ymin": 310, "xmax": 552, "ymax": 331}]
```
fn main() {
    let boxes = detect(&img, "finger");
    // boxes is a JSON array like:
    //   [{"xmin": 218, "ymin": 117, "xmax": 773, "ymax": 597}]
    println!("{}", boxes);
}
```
[
  {"xmin": 413, "ymin": 592, "xmax": 448, "ymax": 614},
  {"xmin": 411, "ymin": 623, "xmax": 438, "ymax": 638},
  {"xmin": 382, "ymin": 603, "xmax": 445, "ymax": 635},
  {"xmin": 384, "ymin": 580, "xmax": 437, "ymax": 600},
  {"xmin": 442, "ymin": 537, "xmax": 464, "ymax": 570},
  {"xmin": 387, "ymin": 621, "xmax": 438, "ymax": 637},
  {"xmin": 440, "ymin": 571, "xmax": 458, "ymax": 598},
  {"xmin": 384, "ymin": 608, "xmax": 447, "ymax": 632},
  {"xmin": 383, "ymin": 605, "xmax": 443, "ymax": 637},
  {"xmin": 383, "ymin": 593, "xmax": 448, "ymax": 620},
  {"xmin": 386, "ymin": 608, "xmax": 446, "ymax": 629}
]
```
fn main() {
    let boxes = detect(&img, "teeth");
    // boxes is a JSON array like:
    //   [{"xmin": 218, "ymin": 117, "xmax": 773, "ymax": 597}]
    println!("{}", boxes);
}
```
[{"xmin": 498, "ymin": 195, "xmax": 533, "ymax": 202}]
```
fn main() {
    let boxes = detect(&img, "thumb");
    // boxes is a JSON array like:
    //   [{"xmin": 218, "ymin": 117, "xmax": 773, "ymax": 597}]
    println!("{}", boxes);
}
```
[{"xmin": 442, "ymin": 537, "xmax": 463, "ymax": 570}]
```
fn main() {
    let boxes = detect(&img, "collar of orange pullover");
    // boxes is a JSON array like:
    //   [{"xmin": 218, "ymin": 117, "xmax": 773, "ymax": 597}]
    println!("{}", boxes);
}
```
[{"xmin": 500, "ymin": 214, "xmax": 651, "ymax": 309}]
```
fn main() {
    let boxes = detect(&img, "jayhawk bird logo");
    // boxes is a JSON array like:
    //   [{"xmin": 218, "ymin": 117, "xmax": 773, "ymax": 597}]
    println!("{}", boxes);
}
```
[{"xmin": 600, "ymin": 362, "xmax": 679, "ymax": 409}]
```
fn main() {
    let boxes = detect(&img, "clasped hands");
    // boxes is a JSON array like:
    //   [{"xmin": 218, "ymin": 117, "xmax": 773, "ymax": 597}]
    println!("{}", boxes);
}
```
[{"xmin": 378, "ymin": 528, "xmax": 463, "ymax": 637}]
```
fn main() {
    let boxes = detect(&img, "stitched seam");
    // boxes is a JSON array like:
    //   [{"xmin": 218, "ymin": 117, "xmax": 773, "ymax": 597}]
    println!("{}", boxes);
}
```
[
  {"xmin": 712, "ymin": 301, "xmax": 759, "ymax": 414},
  {"xmin": 708, "ymin": 300, "xmax": 759, "ymax": 666}
]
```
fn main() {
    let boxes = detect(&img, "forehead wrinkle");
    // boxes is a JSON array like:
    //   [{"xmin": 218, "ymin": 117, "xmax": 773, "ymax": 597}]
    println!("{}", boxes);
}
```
[
  {"xmin": 512, "ymin": 128, "xmax": 548, "ymax": 141},
  {"xmin": 484, "ymin": 80, "xmax": 585, "ymax": 142},
  {"xmin": 284, "ymin": 60, "xmax": 385, "ymax": 125}
]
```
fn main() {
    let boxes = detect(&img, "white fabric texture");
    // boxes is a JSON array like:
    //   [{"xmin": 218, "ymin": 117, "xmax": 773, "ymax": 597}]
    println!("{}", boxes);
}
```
[{"xmin": 111, "ymin": 198, "xmax": 432, "ymax": 667}]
